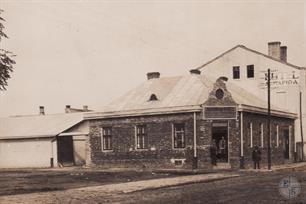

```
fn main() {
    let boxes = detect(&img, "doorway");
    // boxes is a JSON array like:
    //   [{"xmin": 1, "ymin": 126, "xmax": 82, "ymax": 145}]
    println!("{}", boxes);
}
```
[
  {"xmin": 212, "ymin": 123, "xmax": 228, "ymax": 163},
  {"xmin": 57, "ymin": 136, "xmax": 74, "ymax": 166},
  {"xmin": 283, "ymin": 129, "xmax": 289, "ymax": 159}
]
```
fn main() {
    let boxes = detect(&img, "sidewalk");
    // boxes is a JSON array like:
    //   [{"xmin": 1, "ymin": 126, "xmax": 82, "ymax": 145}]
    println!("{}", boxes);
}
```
[{"xmin": 79, "ymin": 172, "xmax": 240, "ymax": 193}]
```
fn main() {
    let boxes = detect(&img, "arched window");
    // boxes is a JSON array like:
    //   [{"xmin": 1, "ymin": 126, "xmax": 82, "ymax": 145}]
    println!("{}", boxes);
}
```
[{"xmin": 149, "ymin": 94, "xmax": 158, "ymax": 101}]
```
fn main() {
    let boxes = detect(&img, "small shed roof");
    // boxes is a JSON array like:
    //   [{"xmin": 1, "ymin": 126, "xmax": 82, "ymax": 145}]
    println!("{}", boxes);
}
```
[{"xmin": 0, "ymin": 113, "xmax": 84, "ymax": 139}]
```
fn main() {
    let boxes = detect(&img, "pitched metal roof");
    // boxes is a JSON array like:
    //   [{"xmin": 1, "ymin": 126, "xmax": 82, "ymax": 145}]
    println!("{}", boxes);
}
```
[
  {"xmin": 195, "ymin": 45, "xmax": 305, "ymax": 71},
  {"xmin": 102, "ymin": 75, "xmax": 213, "ymax": 112},
  {"xmin": 86, "ymin": 74, "xmax": 296, "ymax": 119},
  {"xmin": 0, "ymin": 113, "xmax": 84, "ymax": 139}
]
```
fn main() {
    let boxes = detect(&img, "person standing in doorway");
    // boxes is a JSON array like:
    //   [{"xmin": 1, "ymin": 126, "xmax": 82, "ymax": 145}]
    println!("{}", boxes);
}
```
[
  {"xmin": 219, "ymin": 136, "xmax": 227, "ymax": 159},
  {"xmin": 210, "ymin": 139, "xmax": 218, "ymax": 165},
  {"xmin": 252, "ymin": 145, "xmax": 261, "ymax": 169}
]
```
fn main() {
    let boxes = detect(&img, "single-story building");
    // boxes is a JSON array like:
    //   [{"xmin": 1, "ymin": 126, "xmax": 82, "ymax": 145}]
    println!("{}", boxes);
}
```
[
  {"xmin": 0, "ymin": 72, "xmax": 297, "ymax": 169},
  {"xmin": 84, "ymin": 71, "xmax": 297, "ymax": 169},
  {"xmin": 0, "ymin": 106, "xmax": 89, "ymax": 168}
]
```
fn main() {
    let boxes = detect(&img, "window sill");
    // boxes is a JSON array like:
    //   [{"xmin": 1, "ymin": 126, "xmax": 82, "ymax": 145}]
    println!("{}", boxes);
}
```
[{"xmin": 102, "ymin": 150, "xmax": 114, "ymax": 153}]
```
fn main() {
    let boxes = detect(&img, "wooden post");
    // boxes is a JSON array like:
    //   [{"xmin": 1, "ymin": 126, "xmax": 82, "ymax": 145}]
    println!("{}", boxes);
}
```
[{"xmin": 300, "ymin": 92, "xmax": 304, "ymax": 161}]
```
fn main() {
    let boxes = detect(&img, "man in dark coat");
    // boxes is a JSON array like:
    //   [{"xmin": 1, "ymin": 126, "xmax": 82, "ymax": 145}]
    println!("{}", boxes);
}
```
[{"xmin": 252, "ymin": 145, "xmax": 261, "ymax": 169}]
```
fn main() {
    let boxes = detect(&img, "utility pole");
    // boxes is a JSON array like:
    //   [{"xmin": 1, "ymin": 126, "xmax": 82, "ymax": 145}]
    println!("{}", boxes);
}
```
[{"xmin": 267, "ymin": 69, "xmax": 272, "ymax": 170}]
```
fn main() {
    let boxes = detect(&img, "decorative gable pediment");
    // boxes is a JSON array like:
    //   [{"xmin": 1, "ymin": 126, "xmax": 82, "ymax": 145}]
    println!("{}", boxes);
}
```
[{"xmin": 203, "ymin": 77, "xmax": 237, "ymax": 106}]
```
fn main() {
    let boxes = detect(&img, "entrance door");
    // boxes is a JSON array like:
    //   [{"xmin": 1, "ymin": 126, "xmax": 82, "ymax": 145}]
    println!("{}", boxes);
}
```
[
  {"xmin": 57, "ymin": 136, "xmax": 74, "ymax": 166},
  {"xmin": 212, "ymin": 123, "xmax": 228, "ymax": 162},
  {"xmin": 283, "ymin": 129, "xmax": 289, "ymax": 159}
]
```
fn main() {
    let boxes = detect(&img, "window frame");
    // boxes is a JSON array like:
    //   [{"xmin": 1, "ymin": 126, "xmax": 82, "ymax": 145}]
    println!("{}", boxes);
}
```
[
  {"xmin": 247, "ymin": 65, "xmax": 255, "ymax": 78},
  {"xmin": 249, "ymin": 122, "xmax": 253, "ymax": 148},
  {"xmin": 276, "ymin": 125, "xmax": 279, "ymax": 148},
  {"xmin": 260, "ymin": 123, "xmax": 264, "ymax": 147},
  {"xmin": 172, "ymin": 123, "xmax": 186, "ymax": 149},
  {"xmin": 135, "ymin": 125, "xmax": 148, "ymax": 150},
  {"xmin": 232, "ymin": 66, "xmax": 240, "ymax": 79},
  {"xmin": 101, "ymin": 127, "xmax": 113, "ymax": 151}
]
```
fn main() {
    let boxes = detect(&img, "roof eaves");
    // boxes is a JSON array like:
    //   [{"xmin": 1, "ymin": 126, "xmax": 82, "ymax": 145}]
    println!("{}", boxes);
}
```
[
  {"xmin": 238, "ymin": 104, "xmax": 297, "ymax": 119},
  {"xmin": 0, "ymin": 134, "xmax": 55, "ymax": 140},
  {"xmin": 85, "ymin": 106, "xmax": 202, "ymax": 120},
  {"xmin": 241, "ymin": 46, "xmax": 303, "ymax": 70},
  {"xmin": 58, "ymin": 132, "xmax": 88, "ymax": 136},
  {"xmin": 194, "ymin": 45, "xmax": 241, "ymax": 70}
]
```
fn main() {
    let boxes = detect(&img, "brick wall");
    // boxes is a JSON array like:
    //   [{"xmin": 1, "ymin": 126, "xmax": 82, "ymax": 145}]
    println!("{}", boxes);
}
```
[
  {"xmin": 241, "ymin": 112, "xmax": 295, "ymax": 168},
  {"xmin": 87, "ymin": 110, "xmax": 294, "ymax": 169},
  {"xmin": 88, "ymin": 113, "xmax": 201, "ymax": 169}
]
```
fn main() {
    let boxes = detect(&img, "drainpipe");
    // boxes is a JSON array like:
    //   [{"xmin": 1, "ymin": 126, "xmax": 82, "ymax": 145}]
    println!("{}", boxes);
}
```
[
  {"xmin": 193, "ymin": 112, "xmax": 198, "ymax": 169},
  {"xmin": 240, "ymin": 111, "xmax": 244, "ymax": 168}
]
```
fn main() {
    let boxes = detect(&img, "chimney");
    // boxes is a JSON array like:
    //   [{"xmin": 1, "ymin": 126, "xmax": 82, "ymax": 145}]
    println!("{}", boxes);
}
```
[
  {"xmin": 83, "ymin": 105, "xmax": 88, "ymax": 112},
  {"xmin": 65, "ymin": 105, "xmax": 71, "ymax": 113},
  {"xmin": 268, "ymin": 41, "xmax": 281, "ymax": 60},
  {"xmin": 189, "ymin": 69, "xmax": 201, "ymax": 75},
  {"xmin": 39, "ymin": 106, "xmax": 45, "ymax": 115},
  {"xmin": 147, "ymin": 72, "xmax": 160, "ymax": 80},
  {"xmin": 280, "ymin": 46, "xmax": 287, "ymax": 62}
]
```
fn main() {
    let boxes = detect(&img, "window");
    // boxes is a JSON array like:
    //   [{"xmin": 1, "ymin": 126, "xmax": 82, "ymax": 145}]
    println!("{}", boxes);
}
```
[
  {"xmin": 173, "ymin": 123, "xmax": 185, "ymax": 148},
  {"xmin": 215, "ymin": 89, "xmax": 224, "ymax": 99},
  {"xmin": 276, "ymin": 125, "xmax": 279, "ymax": 147},
  {"xmin": 102, "ymin": 127, "xmax": 112, "ymax": 151},
  {"xmin": 233, "ymin": 66, "xmax": 240, "ymax": 79},
  {"xmin": 248, "ymin": 122, "xmax": 253, "ymax": 147},
  {"xmin": 247, "ymin": 65, "xmax": 254, "ymax": 78},
  {"xmin": 136, "ymin": 125, "xmax": 148, "ymax": 149},
  {"xmin": 260, "ymin": 123, "xmax": 264, "ymax": 147}
]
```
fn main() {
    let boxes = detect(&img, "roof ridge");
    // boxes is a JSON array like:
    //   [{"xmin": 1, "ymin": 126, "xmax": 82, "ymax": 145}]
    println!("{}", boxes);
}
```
[
  {"xmin": 195, "ymin": 44, "xmax": 304, "ymax": 70},
  {"xmin": 0, "ymin": 112, "xmax": 84, "ymax": 119}
]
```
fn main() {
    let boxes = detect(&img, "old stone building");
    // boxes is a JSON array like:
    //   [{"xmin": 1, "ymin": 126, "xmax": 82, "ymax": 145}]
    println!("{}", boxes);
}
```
[{"xmin": 85, "ymin": 72, "xmax": 296, "ymax": 169}]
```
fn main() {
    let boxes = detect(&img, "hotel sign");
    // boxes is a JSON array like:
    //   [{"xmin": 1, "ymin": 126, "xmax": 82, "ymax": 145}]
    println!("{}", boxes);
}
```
[{"xmin": 259, "ymin": 69, "xmax": 299, "ymax": 89}]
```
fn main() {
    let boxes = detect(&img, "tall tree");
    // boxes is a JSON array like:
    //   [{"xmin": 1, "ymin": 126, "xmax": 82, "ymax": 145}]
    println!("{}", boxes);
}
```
[{"xmin": 0, "ymin": 9, "xmax": 15, "ymax": 90}]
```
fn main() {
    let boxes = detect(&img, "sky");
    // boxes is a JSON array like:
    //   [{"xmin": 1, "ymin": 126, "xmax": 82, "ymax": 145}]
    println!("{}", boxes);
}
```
[{"xmin": 0, "ymin": 0, "xmax": 305, "ymax": 117}]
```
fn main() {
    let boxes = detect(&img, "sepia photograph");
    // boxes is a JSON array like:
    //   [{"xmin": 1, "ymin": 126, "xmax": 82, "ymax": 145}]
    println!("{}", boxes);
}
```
[{"xmin": 0, "ymin": 0, "xmax": 305, "ymax": 203}]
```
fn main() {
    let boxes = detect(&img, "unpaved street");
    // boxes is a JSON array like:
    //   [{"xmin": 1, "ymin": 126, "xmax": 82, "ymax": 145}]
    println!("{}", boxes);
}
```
[{"xmin": 0, "ymin": 167, "xmax": 305, "ymax": 204}]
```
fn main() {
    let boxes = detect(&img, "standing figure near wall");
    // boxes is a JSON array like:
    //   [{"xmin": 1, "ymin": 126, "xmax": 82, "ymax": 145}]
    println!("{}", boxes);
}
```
[{"xmin": 252, "ymin": 145, "xmax": 261, "ymax": 169}]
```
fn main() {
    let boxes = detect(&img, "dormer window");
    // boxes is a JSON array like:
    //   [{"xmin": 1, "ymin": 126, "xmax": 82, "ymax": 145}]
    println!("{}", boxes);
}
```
[{"xmin": 149, "ymin": 94, "xmax": 158, "ymax": 101}]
